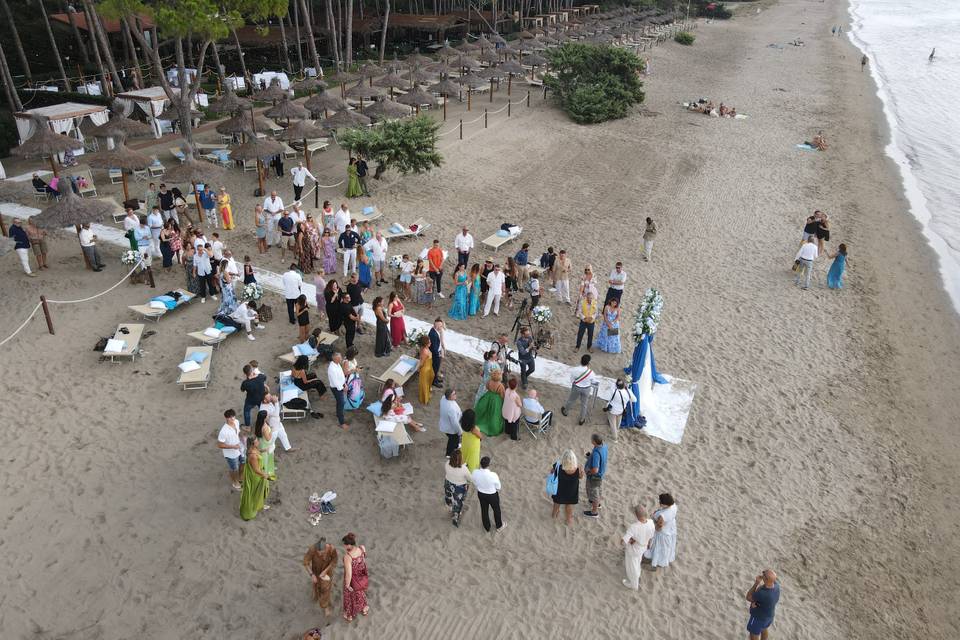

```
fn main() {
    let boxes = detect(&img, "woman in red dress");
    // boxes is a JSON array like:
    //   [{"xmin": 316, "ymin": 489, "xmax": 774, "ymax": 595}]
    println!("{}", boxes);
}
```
[
  {"xmin": 388, "ymin": 291, "xmax": 407, "ymax": 348},
  {"xmin": 341, "ymin": 532, "xmax": 370, "ymax": 622}
]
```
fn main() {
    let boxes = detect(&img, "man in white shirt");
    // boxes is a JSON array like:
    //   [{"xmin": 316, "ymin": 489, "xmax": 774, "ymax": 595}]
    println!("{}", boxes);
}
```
[
  {"xmin": 794, "ymin": 237, "xmax": 819, "ymax": 290},
  {"xmin": 483, "ymin": 263, "xmax": 506, "ymax": 317},
  {"xmin": 78, "ymin": 223, "xmax": 106, "ymax": 271},
  {"xmin": 230, "ymin": 300, "xmax": 264, "ymax": 340},
  {"xmin": 561, "ymin": 354, "xmax": 597, "ymax": 425},
  {"xmin": 216, "ymin": 409, "xmax": 245, "ymax": 491},
  {"xmin": 211, "ymin": 233, "xmax": 225, "ymax": 261},
  {"xmin": 263, "ymin": 191, "xmax": 284, "ymax": 247},
  {"xmin": 327, "ymin": 352, "xmax": 349, "ymax": 430},
  {"xmin": 439, "ymin": 388, "xmax": 463, "ymax": 457},
  {"xmin": 291, "ymin": 201, "xmax": 307, "ymax": 223},
  {"xmin": 364, "ymin": 232, "xmax": 389, "ymax": 285},
  {"xmin": 334, "ymin": 204, "xmax": 351, "ymax": 235},
  {"xmin": 604, "ymin": 262, "xmax": 627, "ymax": 305},
  {"xmin": 281, "ymin": 263, "xmax": 303, "ymax": 325},
  {"xmin": 454, "ymin": 226, "xmax": 474, "ymax": 269},
  {"xmin": 192, "ymin": 230, "xmax": 206, "ymax": 253},
  {"xmin": 290, "ymin": 161, "xmax": 316, "ymax": 201},
  {"xmin": 522, "ymin": 389, "xmax": 553, "ymax": 432},
  {"xmin": 472, "ymin": 456, "xmax": 504, "ymax": 532},
  {"xmin": 260, "ymin": 392, "xmax": 297, "ymax": 453},
  {"xmin": 621, "ymin": 504, "xmax": 656, "ymax": 590},
  {"xmin": 146, "ymin": 207, "xmax": 164, "ymax": 257},
  {"xmin": 122, "ymin": 208, "xmax": 139, "ymax": 249},
  {"xmin": 223, "ymin": 250, "xmax": 241, "ymax": 279},
  {"xmin": 604, "ymin": 377, "xmax": 637, "ymax": 442}
]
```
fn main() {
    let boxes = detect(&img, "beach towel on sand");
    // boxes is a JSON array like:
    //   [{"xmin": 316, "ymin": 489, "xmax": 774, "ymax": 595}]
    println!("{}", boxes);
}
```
[{"xmin": 796, "ymin": 143, "xmax": 817, "ymax": 151}]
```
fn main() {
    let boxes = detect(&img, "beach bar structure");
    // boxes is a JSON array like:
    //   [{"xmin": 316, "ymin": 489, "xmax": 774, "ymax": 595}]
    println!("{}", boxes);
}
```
[
  {"xmin": 115, "ymin": 87, "xmax": 206, "ymax": 138},
  {"xmin": 14, "ymin": 102, "xmax": 110, "ymax": 157},
  {"xmin": 353, "ymin": 13, "xmax": 468, "ymax": 47}
]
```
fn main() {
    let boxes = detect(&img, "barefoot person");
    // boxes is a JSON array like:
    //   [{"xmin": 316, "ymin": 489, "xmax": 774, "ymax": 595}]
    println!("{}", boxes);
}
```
[
  {"xmin": 746, "ymin": 569, "xmax": 781, "ymax": 640},
  {"xmin": 621, "ymin": 504, "xmax": 656, "ymax": 590},
  {"xmin": 303, "ymin": 538, "xmax": 338, "ymax": 618},
  {"xmin": 341, "ymin": 533, "xmax": 370, "ymax": 622}
]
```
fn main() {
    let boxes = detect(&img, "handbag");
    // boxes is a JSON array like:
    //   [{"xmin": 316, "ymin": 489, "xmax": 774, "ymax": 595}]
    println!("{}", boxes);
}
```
[
  {"xmin": 608, "ymin": 327, "xmax": 619, "ymax": 336},
  {"xmin": 258, "ymin": 304, "xmax": 273, "ymax": 323},
  {"xmin": 545, "ymin": 460, "xmax": 561, "ymax": 496}
]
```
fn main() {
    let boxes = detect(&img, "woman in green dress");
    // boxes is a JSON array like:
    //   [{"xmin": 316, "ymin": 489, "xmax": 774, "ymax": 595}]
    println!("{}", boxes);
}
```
[
  {"xmin": 240, "ymin": 436, "xmax": 271, "ymax": 520},
  {"xmin": 345, "ymin": 157, "xmax": 363, "ymax": 198},
  {"xmin": 254, "ymin": 411, "xmax": 276, "ymax": 481},
  {"xmin": 474, "ymin": 369, "xmax": 506, "ymax": 436}
]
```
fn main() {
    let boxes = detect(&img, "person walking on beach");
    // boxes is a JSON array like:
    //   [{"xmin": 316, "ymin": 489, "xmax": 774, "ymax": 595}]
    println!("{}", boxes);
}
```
[
  {"xmin": 282, "ymin": 263, "xmax": 303, "ymax": 324},
  {"xmin": 861, "ymin": 54, "xmax": 868, "ymax": 71},
  {"xmin": 341, "ymin": 533, "xmax": 370, "ymax": 622},
  {"xmin": 304, "ymin": 538, "xmax": 338, "ymax": 618},
  {"xmin": 794, "ymin": 237, "xmax": 819, "ymax": 290},
  {"xmin": 291, "ymin": 161, "xmax": 316, "ymax": 202},
  {"xmin": 583, "ymin": 434, "xmax": 607, "ymax": 519},
  {"xmin": 472, "ymin": 456, "xmax": 505, "ymax": 532},
  {"xmin": 8, "ymin": 218, "xmax": 34, "ymax": 276},
  {"xmin": 561, "ymin": 354, "xmax": 597, "ymax": 426},
  {"xmin": 643, "ymin": 218, "xmax": 657, "ymax": 262},
  {"xmin": 746, "ymin": 569, "xmax": 781, "ymax": 640},
  {"xmin": 439, "ymin": 387, "xmax": 463, "ymax": 457},
  {"xmin": 621, "ymin": 504, "xmax": 656, "ymax": 590},
  {"xmin": 555, "ymin": 249, "xmax": 572, "ymax": 304},
  {"xmin": 217, "ymin": 409, "xmax": 245, "ymax": 491},
  {"xmin": 444, "ymin": 449, "xmax": 473, "ymax": 527},
  {"xmin": 826, "ymin": 243, "xmax": 849, "ymax": 290},
  {"xmin": 644, "ymin": 493, "xmax": 678, "ymax": 569},
  {"xmin": 551, "ymin": 449, "xmax": 583, "ymax": 526}
]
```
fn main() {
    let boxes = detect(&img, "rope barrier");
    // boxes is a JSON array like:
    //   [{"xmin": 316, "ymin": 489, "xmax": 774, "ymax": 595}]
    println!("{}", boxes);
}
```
[
  {"xmin": 46, "ymin": 259, "xmax": 144, "ymax": 305},
  {"xmin": 0, "ymin": 303, "xmax": 42, "ymax": 348}
]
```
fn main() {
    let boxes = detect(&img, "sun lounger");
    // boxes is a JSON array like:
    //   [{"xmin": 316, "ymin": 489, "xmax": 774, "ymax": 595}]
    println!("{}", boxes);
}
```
[
  {"xmin": 128, "ymin": 289, "xmax": 196, "ymax": 321},
  {"xmin": 481, "ymin": 226, "xmax": 523, "ymax": 252},
  {"xmin": 177, "ymin": 346, "xmax": 213, "ymax": 390},
  {"xmin": 277, "ymin": 332, "xmax": 339, "ymax": 366},
  {"xmin": 169, "ymin": 147, "xmax": 186, "ymax": 163},
  {"xmin": 109, "ymin": 168, "xmax": 123, "ymax": 184},
  {"xmin": 103, "ymin": 323, "xmax": 144, "ymax": 362},
  {"xmin": 194, "ymin": 143, "xmax": 228, "ymax": 152},
  {"xmin": 382, "ymin": 218, "xmax": 429, "ymax": 241},
  {"xmin": 292, "ymin": 138, "xmax": 331, "ymax": 155},
  {"xmin": 370, "ymin": 354, "xmax": 421, "ymax": 393},
  {"xmin": 278, "ymin": 371, "xmax": 311, "ymax": 421},
  {"xmin": 264, "ymin": 119, "xmax": 285, "ymax": 135},
  {"xmin": 242, "ymin": 158, "xmax": 258, "ymax": 172},
  {"xmin": 187, "ymin": 324, "xmax": 239, "ymax": 349},
  {"xmin": 74, "ymin": 169, "xmax": 97, "ymax": 197},
  {"xmin": 281, "ymin": 142, "xmax": 298, "ymax": 160},
  {"xmin": 148, "ymin": 157, "xmax": 166, "ymax": 177},
  {"xmin": 357, "ymin": 205, "xmax": 383, "ymax": 223},
  {"xmin": 96, "ymin": 196, "xmax": 126, "ymax": 223}
]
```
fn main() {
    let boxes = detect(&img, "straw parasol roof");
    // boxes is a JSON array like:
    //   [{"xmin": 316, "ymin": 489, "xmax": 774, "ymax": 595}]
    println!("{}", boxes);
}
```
[
  {"xmin": 499, "ymin": 44, "xmax": 519, "ymax": 56},
  {"xmin": 253, "ymin": 78, "xmax": 289, "ymax": 102},
  {"xmin": 11, "ymin": 116, "xmax": 83, "ymax": 160},
  {"xmin": 456, "ymin": 39, "xmax": 480, "ymax": 53},
  {"xmin": 320, "ymin": 109, "xmax": 372, "ymax": 129},
  {"xmin": 395, "ymin": 88, "xmax": 437, "ymax": 107},
  {"xmin": 475, "ymin": 33, "xmax": 494, "ymax": 50},
  {"xmin": 327, "ymin": 70, "xmax": 358, "ymax": 85},
  {"xmin": 345, "ymin": 81, "xmax": 385, "ymax": 100},
  {"xmin": 216, "ymin": 114, "xmax": 272, "ymax": 135},
  {"xmin": 429, "ymin": 77, "xmax": 461, "ymax": 96},
  {"xmin": 210, "ymin": 87, "xmax": 253, "ymax": 114},
  {"xmin": 498, "ymin": 60, "xmax": 526, "ymax": 75},
  {"xmin": 405, "ymin": 49, "xmax": 433, "ymax": 66},
  {"xmin": 86, "ymin": 139, "xmax": 152, "ymax": 171},
  {"xmin": 304, "ymin": 92, "xmax": 349, "ymax": 114},
  {"xmin": 491, "ymin": 33, "xmax": 507, "ymax": 45},
  {"xmin": 164, "ymin": 154, "xmax": 229, "ymax": 185},
  {"xmin": 479, "ymin": 66, "xmax": 506, "ymax": 80},
  {"xmin": 455, "ymin": 55, "xmax": 481, "ymax": 70},
  {"xmin": 90, "ymin": 113, "xmax": 152, "ymax": 139},
  {"xmin": 31, "ymin": 184, "xmax": 114, "ymax": 230},
  {"xmin": 403, "ymin": 67, "xmax": 437, "ymax": 85},
  {"xmin": 228, "ymin": 130, "xmax": 284, "ymax": 160},
  {"xmin": 478, "ymin": 49, "xmax": 501, "ymax": 64},
  {"xmin": 373, "ymin": 71, "xmax": 408, "ymax": 89},
  {"xmin": 292, "ymin": 76, "xmax": 328, "ymax": 93},
  {"xmin": 426, "ymin": 61, "xmax": 456, "ymax": 75},
  {"xmin": 358, "ymin": 62, "xmax": 385, "ymax": 78},
  {"xmin": 275, "ymin": 119, "xmax": 325, "ymax": 142},
  {"xmin": 265, "ymin": 96, "xmax": 309, "ymax": 121},
  {"xmin": 518, "ymin": 30, "xmax": 536, "ymax": 39},
  {"xmin": 523, "ymin": 53, "xmax": 549, "ymax": 66},
  {"xmin": 459, "ymin": 73, "xmax": 488, "ymax": 90},
  {"xmin": 365, "ymin": 99, "xmax": 413, "ymax": 121}
]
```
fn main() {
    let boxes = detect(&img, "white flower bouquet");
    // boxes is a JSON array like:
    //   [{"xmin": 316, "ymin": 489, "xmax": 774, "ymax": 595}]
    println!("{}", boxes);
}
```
[
  {"xmin": 633, "ymin": 288, "xmax": 663, "ymax": 341},
  {"xmin": 406, "ymin": 328, "xmax": 427, "ymax": 346},
  {"xmin": 241, "ymin": 282, "xmax": 264, "ymax": 302},
  {"xmin": 389, "ymin": 255, "xmax": 403, "ymax": 270},
  {"xmin": 120, "ymin": 250, "xmax": 141, "ymax": 265},
  {"xmin": 531, "ymin": 305, "xmax": 553, "ymax": 323}
]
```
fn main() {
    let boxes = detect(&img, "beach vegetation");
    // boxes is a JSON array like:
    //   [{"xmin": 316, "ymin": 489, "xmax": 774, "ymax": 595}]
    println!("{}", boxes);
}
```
[
  {"xmin": 696, "ymin": 1, "xmax": 733, "ymax": 19},
  {"xmin": 544, "ymin": 43, "xmax": 646, "ymax": 125},
  {"xmin": 674, "ymin": 31, "xmax": 696, "ymax": 45},
  {"xmin": 339, "ymin": 115, "xmax": 443, "ymax": 178}
]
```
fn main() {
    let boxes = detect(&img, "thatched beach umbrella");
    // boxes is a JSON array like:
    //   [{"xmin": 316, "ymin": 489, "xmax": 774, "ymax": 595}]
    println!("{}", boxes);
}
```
[
  {"xmin": 229, "ymin": 130, "xmax": 284, "ymax": 195},
  {"xmin": 292, "ymin": 76, "xmax": 328, "ymax": 94},
  {"xmin": 253, "ymin": 78, "xmax": 289, "ymax": 104},
  {"xmin": 498, "ymin": 60, "xmax": 526, "ymax": 95},
  {"xmin": 478, "ymin": 48, "xmax": 501, "ymax": 65},
  {"xmin": 358, "ymin": 62, "xmax": 385, "ymax": 86},
  {"xmin": 320, "ymin": 109, "xmax": 372, "ymax": 131},
  {"xmin": 210, "ymin": 86, "xmax": 253, "ymax": 115},
  {"xmin": 327, "ymin": 70, "xmax": 358, "ymax": 97},
  {"xmin": 365, "ymin": 99, "xmax": 413, "ymax": 122},
  {"xmin": 164, "ymin": 150, "xmax": 229, "ymax": 213},
  {"xmin": 265, "ymin": 95, "xmax": 309, "ymax": 125},
  {"xmin": 457, "ymin": 39, "xmax": 480, "ymax": 53},
  {"xmin": 518, "ymin": 30, "xmax": 536, "ymax": 39},
  {"xmin": 345, "ymin": 81, "xmax": 384, "ymax": 113},
  {"xmin": 275, "ymin": 119, "xmax": 326, "ymax": 170},
  {"xmin": 405, "ymin": 49, "xmax": 433, "ymax": 67},
  {"xmin": 11, "ymin": 116, "xmax": 84, "ymax": 177},
  {"xmin": 429, "ymin": 76, "xmax": 461, "ymax": 120},
  {"xmin": 475, "ymin": 33, "xmax": 494, "ymax": 52},
  {"xmin": 86, "ymin": 137, "xmax": 152, "ymax": 201},
  {"xmin": 492, "ymin": 33, "xmax": 507, "ymax": 45},
  {"xmin": 304, "ymin": 92, "xmax": 349, "ymax": 119},
  {"xmin": 427, "ymin": 60, "xmax": 456, "ymax": 76},
  {"xmin": 403, "ymin": 66, "xmax": 437, "ymax": 88},
  {"xmin": 460, "ymin": 72, "xmax": 488, "ymax": 111},
  {"xmin": 479, "ymin": 66, "xmax": 506, "ymax": 101},
  {"xmin": 374, "ymin": 71, "xmax": 408, "ymax": 97},
  {"xmin": 455, "ymin": 55, "xmax": 482, "ymax": 71},
  {"xmin": 216, "ymin": 113, "xmax": 272, "ymax": 137},
  {"xmin": 89, "ymin": 111, "xmax": 152, "ymax": 141},
  {"xmin": 32, "ymin": 184, "xmax": 114, "ymax": 269},
  {"xmin": 523, "ymin": 53, "xmax": 549, "ymax": 67},
  {"xmin": 396, "ymin": 87, "xmax": 436, "ymax": 115},
  {"xmin": 437, "ymin": 43, "xmax": 459, "ymax": 60}
]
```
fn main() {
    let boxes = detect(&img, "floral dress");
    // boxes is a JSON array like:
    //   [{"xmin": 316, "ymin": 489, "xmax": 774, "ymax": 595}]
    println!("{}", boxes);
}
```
[
  {"xmin": 595, "ymin": 306, "xmax": 622, "ymax": 353},
  {"xmin": 184, "ymin": 255, "xmax": 199, "ymax": 294},
  {"xmin": 217, "ymin": 275, "xmax": 238, "ymax": 316},
  {"xmin": 342, "ymin": 549, "xmax": 369, "ymax": 618},
  {"xmin": 322, "ymin": 236, "xmax": 337, "ymax": 274}
]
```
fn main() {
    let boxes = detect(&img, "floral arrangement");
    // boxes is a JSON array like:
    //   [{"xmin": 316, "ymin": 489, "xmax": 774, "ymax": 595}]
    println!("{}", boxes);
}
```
[
  {"xmin": 406, "ymin": 328, "xmax": 427, "ymax": 346},
  {"xmin": 633, "ymin": 288, "xmax": 663, "ymax": 341},
  {"xmin": 531, "ymin": 305, "xmax": 553, "ymax": 323},
  {"xmin": 241, "ymin": 282, "xmax": 264, "ymax": 302},
  {"xmin": 120, "ymin": 250, "xmax": 141, "ymax": 266},
  {"xmin": 389, "ymin": 255, "xmax": 403, "ymax": 270}
]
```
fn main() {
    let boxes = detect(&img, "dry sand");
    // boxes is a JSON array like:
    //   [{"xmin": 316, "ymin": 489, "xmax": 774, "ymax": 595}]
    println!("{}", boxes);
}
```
[{"xmin": 2, "ymin": 0, "xmax": 960, "ymax": 638}]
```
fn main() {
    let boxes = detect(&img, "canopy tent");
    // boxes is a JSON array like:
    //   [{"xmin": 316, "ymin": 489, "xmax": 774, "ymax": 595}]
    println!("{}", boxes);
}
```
[
  {"xmin": 115, "ymin": 87, "xmax": 205, "ymax": 138},
  {"xmin": 252, "ymin": 71, "xmax": 292, "ymax": 91},
  {"xmin": 13, "ymin": 102, "xmax": 110, "ymax": 158}
]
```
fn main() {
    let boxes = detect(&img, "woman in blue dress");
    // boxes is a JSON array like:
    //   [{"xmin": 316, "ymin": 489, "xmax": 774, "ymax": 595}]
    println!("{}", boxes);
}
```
[
  {"xmin": 826, "ymin": 243, "xmax": 848, "ymax": 290},
  {"xmin": 595, "ymin": 298, "xmax": 622, "ymax": 354},
  {"xmin": 448, "ymin": 265, "xmax": 469, "ymax": 320},
  {"xmin": 468, "ymin": 263, "xmax": 482, "ymax": 316},
  {"xmin": 217, "ymin": 262, "xmax": 238, "ymax": 317}
]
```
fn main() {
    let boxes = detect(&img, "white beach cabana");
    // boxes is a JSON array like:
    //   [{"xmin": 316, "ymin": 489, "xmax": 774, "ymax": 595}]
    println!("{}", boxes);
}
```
[
  {"xmin": 14, "ymin": 102, "xmax": 111, "ymax": 158},
  {"xmin": 252, "ymin": 71, "xmax": 291, "ymax": 91},
  {"xmin": 115, "ymin": 87, "xmax": 208, "ymax": 138}
]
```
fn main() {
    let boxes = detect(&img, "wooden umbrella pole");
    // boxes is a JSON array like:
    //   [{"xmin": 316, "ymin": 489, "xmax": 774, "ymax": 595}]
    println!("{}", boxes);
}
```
[
  {"xmin": 192, "ymin": 180, "xmax": 202, "ymax": 213},
  {"xmin": 508, "ymin": 74, "xmax": 512, "ymax": 96},
  {"xmin": 257, "ymin": 159, "xmax": 264, "ymax": 195},
  {"xmin": 490, "ymin": 79, "xmax": 494, "ymax": 102},
  {"xmin": 467, "ymin": 89, "xmax": 472, "ymax": 111},
  {"xmin": 76, "ymin": 224, "xmax": 93, "ymax": 269},
  {"xmin": 303, "ymin": 138, "xmax": 311, "ymax": 171},
  {"xmin": 121, "ymin": 172, "xmax": 130, "ymax": 201},
  {"xmin": 49, "ymin": 156, "xmax": 59, "ymax": 178},
  {"xmin": 443, "ymin": 94, "xmax": 447, "ymax": 121}
]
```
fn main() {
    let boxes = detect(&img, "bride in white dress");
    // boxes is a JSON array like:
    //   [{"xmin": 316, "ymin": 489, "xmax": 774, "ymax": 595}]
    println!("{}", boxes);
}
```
[{"xmin": 644, "ymin": 493, "xmax": 678, "ymax": 569}]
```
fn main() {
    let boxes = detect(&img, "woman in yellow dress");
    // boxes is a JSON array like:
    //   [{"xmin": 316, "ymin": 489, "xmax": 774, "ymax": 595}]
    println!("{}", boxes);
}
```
[
  {"xmin": 217, "ymin": 186, "xmax": 235, "ymax": 230},
  {"xmin": 459, "ymin": 409, "xmax": 484, "ymax": 471},
  {"xmin": 417, "ymin": 335, "xmax": 433, "ymax": 405}
]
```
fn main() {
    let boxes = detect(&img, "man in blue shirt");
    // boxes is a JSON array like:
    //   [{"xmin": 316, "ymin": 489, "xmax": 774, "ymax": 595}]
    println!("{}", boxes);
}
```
[
  {"xmin": 277, "ymin": 210, "xmax": 296, "ymax": 260},
  {"xmin": 514, "ymin": 242, "xmax": 530, "ymax": 290},
  {"xmin": 9, "ymin": 218, "xmax": 35, "ymax": 277},
  {"xmin": 199, "ymin": 185, "xmax": 218, "ymax": 229},
  {"xmin": 583, "ymin": 433, "xmax": 608, "ymax": 518},
  {"xmin": 745, "ymin": 569, "xmax": 781, "ymax": 639},
  {"xmin": 338, "ymin": 225, "xmax": 361, "ymax": 276},
  {"xmin": 515, "ymin": 327, "xmax": 536, "ymax": 389}
]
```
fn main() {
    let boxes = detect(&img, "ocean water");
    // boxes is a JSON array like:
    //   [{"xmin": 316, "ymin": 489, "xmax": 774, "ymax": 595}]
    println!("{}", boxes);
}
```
[{"xmin": 848, "ymin": 0, "xmax": 960, "ymax": 312}]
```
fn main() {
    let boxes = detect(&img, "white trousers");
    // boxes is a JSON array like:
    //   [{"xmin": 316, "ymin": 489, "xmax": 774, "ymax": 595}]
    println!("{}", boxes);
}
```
[
  {"xmin": 643, "ymin": 239, "xmax": 654, "ymax": 261},
  {"xmin": 15, "ymin": 248, "xmax": 31, "ymax": 274},
  {"xmin": 271, "ymin": 424, "xmax": 292, "ymax": 451},
  {"xmin": 150, "ymin": 230, "xmax": 162, "ymax": 257},
  {"xmin": 556, "ymin": 279, "xmax": 570, "ymax": 303},
  {"xmin": 235, "ymin": 316, "xmax": 253, "ymax": 333},
  {"xmin": 343, "ymin": 248, "xmax": 357, "ymax": 275},
  {"xmin": 624, "ymin": 553, "xmax": 643, "ymax": 590},
  {"xmin": 483, "ymin": 291, "xmax": 501, "ymax": 316}
]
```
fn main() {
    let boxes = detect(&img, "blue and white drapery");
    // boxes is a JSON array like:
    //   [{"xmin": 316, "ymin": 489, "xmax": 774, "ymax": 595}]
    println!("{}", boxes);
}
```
[{"xmin": 622, "ymin": 333, "xmax": 667, "ymax": 428}]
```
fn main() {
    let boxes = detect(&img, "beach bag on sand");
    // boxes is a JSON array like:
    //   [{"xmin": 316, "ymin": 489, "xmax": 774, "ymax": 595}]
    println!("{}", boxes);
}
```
[
  {"xmin": 545, "ymin": 460, "xmax": 561, "ymax": 496},
  {"xmin": 258, "ymin": 304, "xmax": 274, "ymax": 323},
  {"xmin": 93, "ymin": 336, "xmax": 110, "ymax": 352}
]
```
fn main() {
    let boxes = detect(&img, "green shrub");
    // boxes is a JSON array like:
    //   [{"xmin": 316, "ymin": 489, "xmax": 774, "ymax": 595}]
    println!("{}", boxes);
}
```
[
  {"xmin": 339, "ymin": 115, "xmax": 442, "ymax": 177},
  {"xmin": 544, "ymin": 43, "xmax": 645, "ymax": 125},
  {"xmin": 674, "ymin": 32, "xmax": 696, "ymax": 45}
]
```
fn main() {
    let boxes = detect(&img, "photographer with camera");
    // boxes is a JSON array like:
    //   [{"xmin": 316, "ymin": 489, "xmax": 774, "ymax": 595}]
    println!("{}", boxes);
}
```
[
  {"xmin": 516, "ymin": 327, "xmax": 536, "ymax": 389},
  {"xmin": 603, "ymin": 378, "xmax": 636, "ymax": 443}
]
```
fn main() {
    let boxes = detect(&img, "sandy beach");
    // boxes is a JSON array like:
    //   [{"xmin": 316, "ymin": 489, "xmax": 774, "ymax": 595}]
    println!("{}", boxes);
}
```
[{"xmin": 2, "ymin": 1, "xmax": 960, "ymax": 638}]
